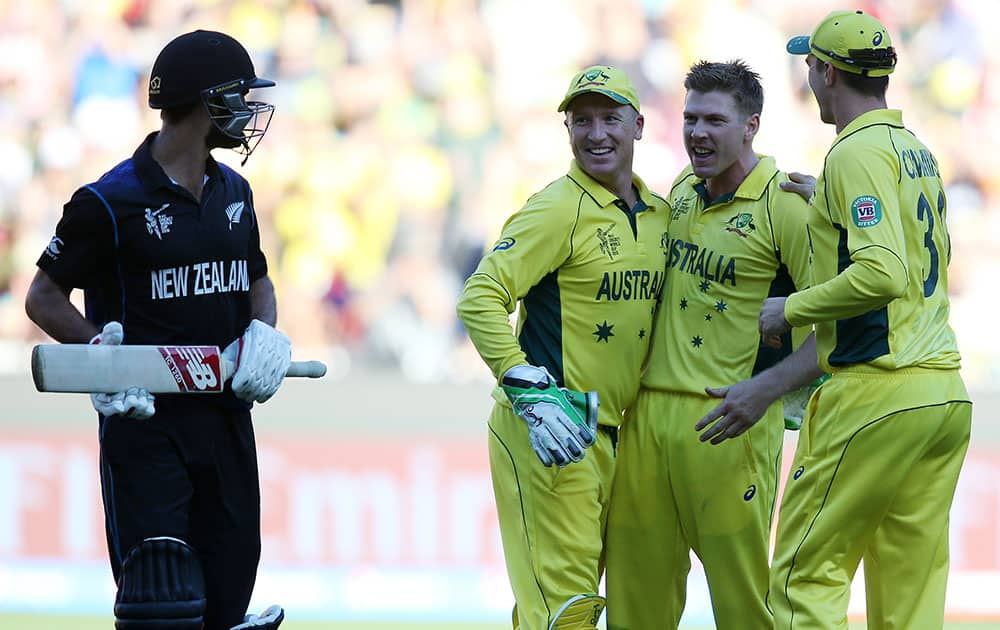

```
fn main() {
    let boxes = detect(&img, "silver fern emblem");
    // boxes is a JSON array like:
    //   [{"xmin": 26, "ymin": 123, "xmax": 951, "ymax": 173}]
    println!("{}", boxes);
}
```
[{"xmin": 225, "ymin": 201, "xmax": 245, "ymax": 230}]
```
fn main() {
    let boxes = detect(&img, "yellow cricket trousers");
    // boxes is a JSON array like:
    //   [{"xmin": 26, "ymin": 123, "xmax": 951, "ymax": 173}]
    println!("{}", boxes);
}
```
[
  {"xmin": 488, "ymin": 402, "xmax": 617, "ymax": 630},
  {"xmin": 606, "ymin": 390, "xmax": 782, "ymax": 630},
  {"xmin": 770, "ymin": 368, "xmax": 971, "ymax": 630}
]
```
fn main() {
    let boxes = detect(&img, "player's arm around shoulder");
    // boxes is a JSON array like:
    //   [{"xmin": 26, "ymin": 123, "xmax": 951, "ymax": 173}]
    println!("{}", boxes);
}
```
[
  {"xmin": 457, "ymin": 184, "xmax": 579, "ymax": 378},
  {"xmin": 780, "ymin": 145, "xmax": 908, "ymax": 330},
  {"xmin": 772, "ymin": 170, "xmax": 813, "ymax": 292}
]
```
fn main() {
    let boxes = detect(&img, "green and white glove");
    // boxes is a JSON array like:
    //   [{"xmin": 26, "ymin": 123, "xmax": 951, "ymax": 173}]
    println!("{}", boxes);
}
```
[
  {"xmin": 501, "ymin": 365, "xmax": 599, "ymax": 467},
  {"xmin": 782, "ymin": 373, "xmax": 830, "ymax": 430}
]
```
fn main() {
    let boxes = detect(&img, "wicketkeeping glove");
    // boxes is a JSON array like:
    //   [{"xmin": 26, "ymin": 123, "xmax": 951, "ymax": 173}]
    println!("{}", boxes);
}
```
[
  {"xmin": 89, "ymin": 322, "xmax": 155, "ymax": 419},
  {"xmin": 501, "ymin": 365, "xmax": 599, "ymax": 467},
  {"xmin": 227, "ymin": 319, "xmax": 292, "ymax": 404},
  {"xmin": 782, "ymin": 373, "xmax": 830, "ymax": 430},
  {"xmin": 231, "ymin": 604, "xmax": 284, "ymax": 630}
]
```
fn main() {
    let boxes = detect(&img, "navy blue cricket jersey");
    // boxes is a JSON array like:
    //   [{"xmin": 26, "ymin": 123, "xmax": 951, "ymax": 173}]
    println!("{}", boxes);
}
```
[{"xmin": 37, "ymin": 132, "xmax": 269, "ymax": 404}]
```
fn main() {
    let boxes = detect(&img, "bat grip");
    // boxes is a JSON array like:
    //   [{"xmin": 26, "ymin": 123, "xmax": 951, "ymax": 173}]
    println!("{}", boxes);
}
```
[{"xmin": 286, "ymin": 360, "xmax": 327, "ymax": 378}]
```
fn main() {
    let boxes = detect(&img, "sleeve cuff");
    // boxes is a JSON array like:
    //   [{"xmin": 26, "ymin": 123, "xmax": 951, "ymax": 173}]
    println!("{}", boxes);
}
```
[{"xmin": 785, "ymin": 292, "xmax": 810, "ymax": 328}]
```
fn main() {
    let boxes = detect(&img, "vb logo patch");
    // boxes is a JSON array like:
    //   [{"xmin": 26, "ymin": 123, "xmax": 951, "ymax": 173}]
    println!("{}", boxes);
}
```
[{"xmin": 852, "ymin": 195, "xmax": 882, "ymax": 227}]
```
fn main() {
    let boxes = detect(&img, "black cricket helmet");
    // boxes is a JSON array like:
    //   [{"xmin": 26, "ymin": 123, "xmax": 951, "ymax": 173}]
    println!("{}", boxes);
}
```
[{"xmin": 149, "ymin": 30, "xmax": 275, "ymax": 161}]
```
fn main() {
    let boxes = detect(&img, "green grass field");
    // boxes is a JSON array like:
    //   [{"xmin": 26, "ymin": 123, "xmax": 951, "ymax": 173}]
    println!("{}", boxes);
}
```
[{"xmin": 2, "ymin": 616, "xmax": 998, "ymax": 630}]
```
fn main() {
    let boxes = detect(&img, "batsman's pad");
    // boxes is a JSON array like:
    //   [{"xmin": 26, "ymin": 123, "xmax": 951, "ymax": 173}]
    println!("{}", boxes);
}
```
[
  {"xmin": 501, "ymin": 365, "xmax": 599, "ymax": 467},
  {"xmin": 548, "ymin": 594, "xmax": 606, "ymax": 630},
  {"xmin": 114, "ymin": 536, "xmax": 206, "ymax": 629}
]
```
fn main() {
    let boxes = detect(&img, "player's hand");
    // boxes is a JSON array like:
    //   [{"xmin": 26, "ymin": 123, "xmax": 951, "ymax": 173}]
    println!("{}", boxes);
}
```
[
  {"xmin": 231, "ymin": 604, "xmax": 284, "ymax": 630},
  {"xmin": 694, "ymin": 380, "xmax": 773, "ymax": 445},
  {"xmin": 759, "ymin": 297, "xmax": 791, "ymax": 346},
  {"xmin": 780, "ymin": 171, "xmax": 817, "ymax": 202},
  {"xmin": 88, "ymin": 321, "xmax": 156, "ymax": 419},
  {"xmin": 228, "ymin": 319, "xmax": 292, "ymax": 403},
  {"xmin": 501, "ymin": 365, "xmax": 599, "ymax": 467}
]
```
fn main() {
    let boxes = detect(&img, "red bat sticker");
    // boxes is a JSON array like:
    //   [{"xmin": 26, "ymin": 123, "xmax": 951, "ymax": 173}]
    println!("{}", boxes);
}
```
[{"xmin": 157, "ymin": 346, "xmax": 224, "ymax": 392}]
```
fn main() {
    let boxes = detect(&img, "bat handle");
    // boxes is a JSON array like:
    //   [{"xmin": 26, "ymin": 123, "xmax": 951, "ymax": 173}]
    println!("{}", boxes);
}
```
[{"xmin": 286, "ymin": 360, "xmax": 327, "ymax": 378}]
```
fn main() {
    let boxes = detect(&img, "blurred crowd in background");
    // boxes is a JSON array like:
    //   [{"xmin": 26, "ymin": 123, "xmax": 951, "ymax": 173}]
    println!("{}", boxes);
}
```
[{"xmin": 0, "ymin": 0, "xmax": 996, "ymax": 387}]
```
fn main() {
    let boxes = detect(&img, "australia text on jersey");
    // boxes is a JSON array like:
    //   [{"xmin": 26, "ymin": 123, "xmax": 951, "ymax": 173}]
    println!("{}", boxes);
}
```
[
  {"xmin": 150, "ymin": 259, "xmax": 250, "ymax": 300},
  {"xmin": 595, "ymin": 269, "xmax": 664, "ymax": 302},
  {"xmin": 666, "ymin": 237, "xmax": 738, "ymax": 286}
]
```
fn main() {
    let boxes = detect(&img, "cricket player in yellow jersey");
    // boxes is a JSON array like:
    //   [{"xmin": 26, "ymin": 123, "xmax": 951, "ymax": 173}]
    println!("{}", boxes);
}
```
[
  {"xmin": 605, "ymin": 60, "xmax": 814, "ymax": 630},
  {"xmin": 457, "ymin": 66, "xmax": 668, "ymax": 630},
  {"xmin": 757, "ymin": 10, "xmax": 973, "ymax": 629}
]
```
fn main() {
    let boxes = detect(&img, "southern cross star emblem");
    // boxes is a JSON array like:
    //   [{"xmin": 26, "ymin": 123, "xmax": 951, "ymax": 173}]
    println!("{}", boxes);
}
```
[{"xmin": 593, "ymin": 321, "xmax": 615, "ymax": 343}]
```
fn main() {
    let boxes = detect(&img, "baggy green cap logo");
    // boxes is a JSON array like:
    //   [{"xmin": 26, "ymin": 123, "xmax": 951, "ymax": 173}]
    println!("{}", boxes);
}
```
[
  {"xmin": 558, "ymin": 65, "xmax": 641, "ymax": 112},
  {"xmin": 852, "ymin": 195, "xmax": 882, "ymax": 227},
  {"xmin": 725, "ymin": 212, "xmax": 757, "ymax": 238}
]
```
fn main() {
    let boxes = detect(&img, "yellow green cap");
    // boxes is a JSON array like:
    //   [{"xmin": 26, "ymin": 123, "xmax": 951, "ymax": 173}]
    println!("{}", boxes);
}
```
[
  {"xmin": 558, "ymin": 65, "xmax": 640, "ymax": 112},
  {"xmin": 787, "ymin": 10, "xmax": 896, "ymax": 77}
]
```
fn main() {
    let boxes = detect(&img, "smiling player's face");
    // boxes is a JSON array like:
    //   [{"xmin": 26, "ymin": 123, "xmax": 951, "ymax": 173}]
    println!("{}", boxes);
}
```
[
  {"xmin": 565, "ymin": 93, "xmax": 643, "ymax": 188},
  {"xmin": 682, "ymin": 89, "xmax": 756, "ymax": 182}
]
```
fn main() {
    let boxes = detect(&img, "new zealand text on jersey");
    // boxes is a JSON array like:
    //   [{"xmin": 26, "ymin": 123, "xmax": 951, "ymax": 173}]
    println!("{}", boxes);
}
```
[
  {"xmin": 151, "ymin": 259, "xmax": 250, "ymax": 300},
  {"xmin": 595, "ymin": 269, "xmax": 663, "ymax": 301},
  {"xmin": 667, "ymin": 237, "xmax": 737, "ymax": 286}
]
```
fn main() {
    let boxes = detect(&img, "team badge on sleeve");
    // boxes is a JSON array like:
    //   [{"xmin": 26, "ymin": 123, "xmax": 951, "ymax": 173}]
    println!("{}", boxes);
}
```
[{"xmin": 851, "ymin": 195, "xmax": 882, "ymax": 227}]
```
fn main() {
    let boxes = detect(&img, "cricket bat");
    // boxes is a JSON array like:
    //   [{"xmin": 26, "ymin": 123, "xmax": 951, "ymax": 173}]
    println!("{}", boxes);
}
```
[{"xmin": 31, "ymin": 343, "xmax": 327, "ymax": 393}]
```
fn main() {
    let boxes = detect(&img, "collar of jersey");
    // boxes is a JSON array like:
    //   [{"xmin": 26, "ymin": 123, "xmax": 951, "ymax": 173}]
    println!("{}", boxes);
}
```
[
  {"xmin": 690, "ymin": 154, "xmax": 777, "ymax": 206},
  {"xmin": 833, "ymin": 109, "xmax": 904, "ymax": 146},
  {"xmin": 568, "ymin": 160, "xmax": 657, "ymax": 210},
  {"xmin": 133, "ymin": 131, "xmax": 224, "ymax": 194}
]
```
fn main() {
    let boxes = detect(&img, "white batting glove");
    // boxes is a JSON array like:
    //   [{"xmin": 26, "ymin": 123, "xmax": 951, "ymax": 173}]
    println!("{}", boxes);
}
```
[
  {"xmin": 231, "ymin": 604, "xmax": 284, "ymax": 630},
  {"xmin": 227, "ymin": 319, "xmax": 292, "ymax": 403},
  {"xmin": 88, "ymin": 322, "xmax": 155, "ymax": 419}
]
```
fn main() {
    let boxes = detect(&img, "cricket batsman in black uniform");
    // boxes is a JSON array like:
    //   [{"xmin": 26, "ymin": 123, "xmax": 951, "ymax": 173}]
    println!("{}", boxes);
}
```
[{"xmin": 25, "ymin": 30, "xmax": 290, "ymax": 630}]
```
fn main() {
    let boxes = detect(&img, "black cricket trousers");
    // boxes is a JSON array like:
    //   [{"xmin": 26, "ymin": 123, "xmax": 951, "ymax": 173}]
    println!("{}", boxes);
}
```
[{"xmin": 98, "ymin": 397, "xmax": 261, "ymax": 630}]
